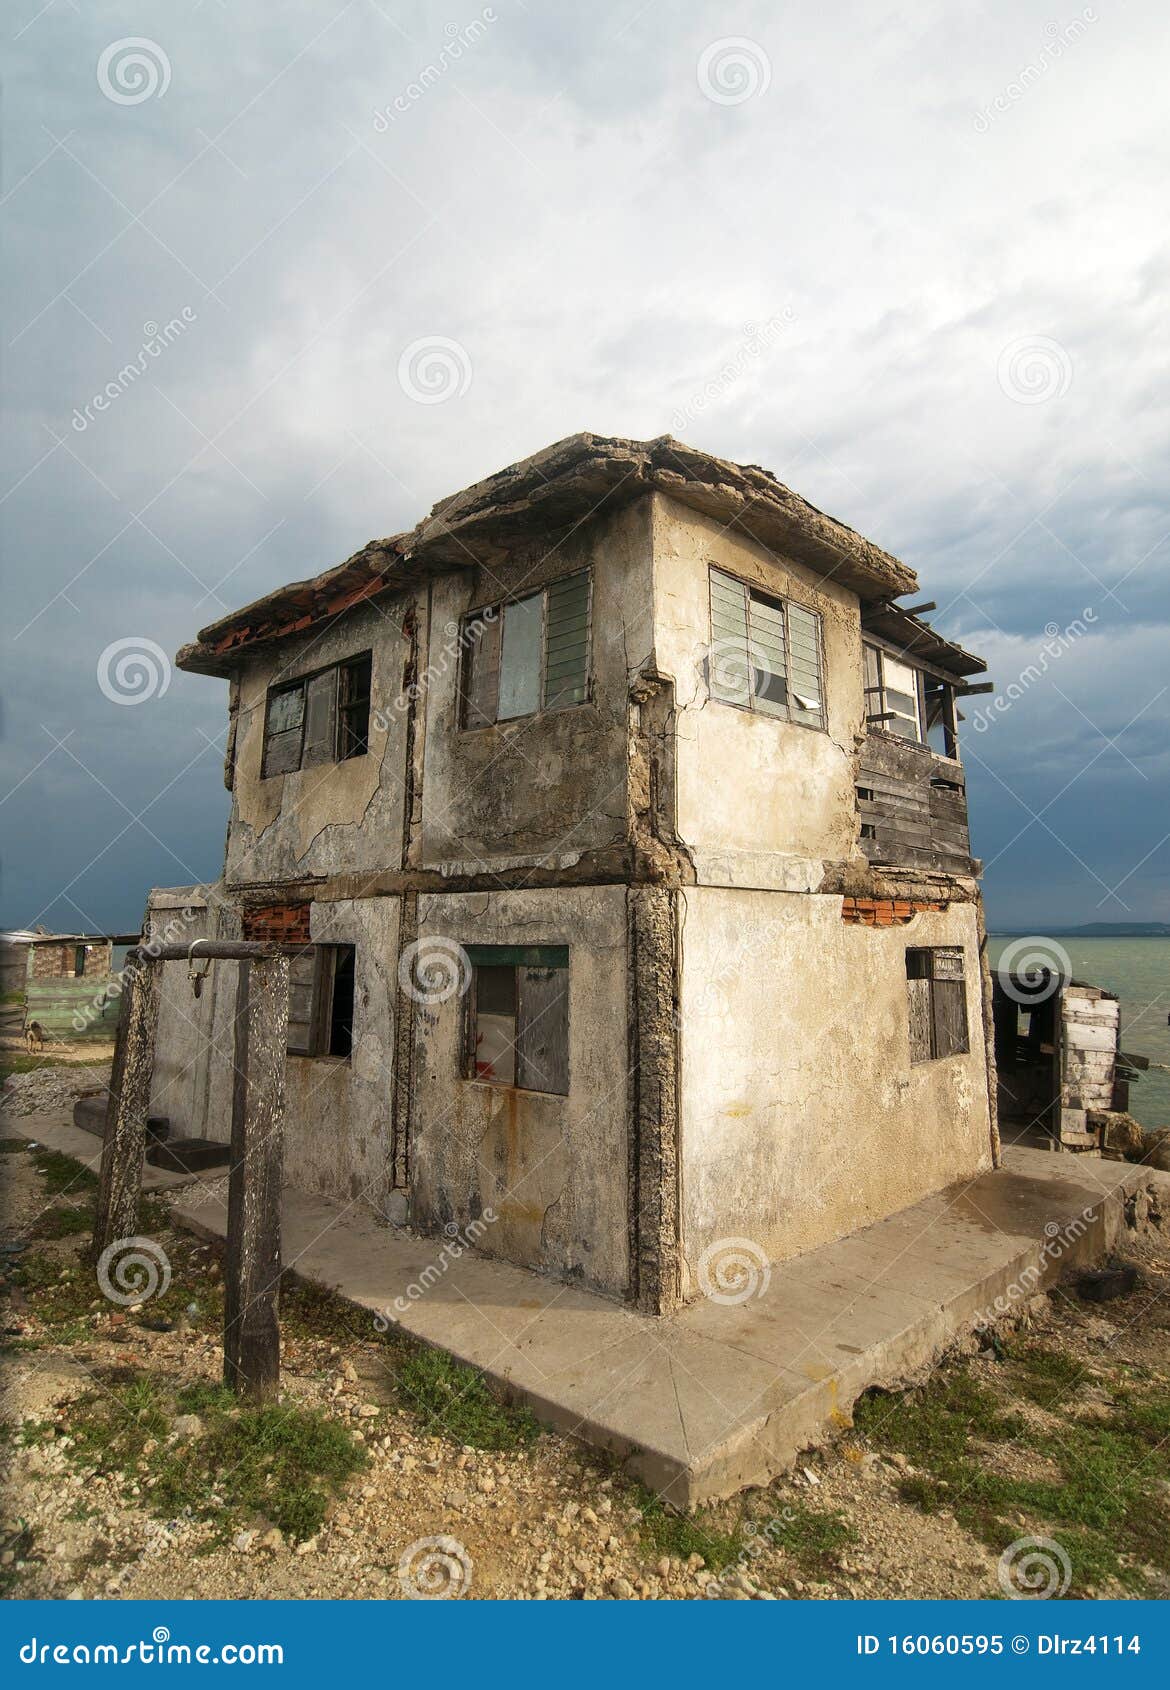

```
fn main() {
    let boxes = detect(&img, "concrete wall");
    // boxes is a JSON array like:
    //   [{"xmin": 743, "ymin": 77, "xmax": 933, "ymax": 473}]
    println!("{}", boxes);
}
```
[
  {"xmin": 144, "ymin": 885, "xmax": 399, "ymax": 1213},
  {"xmin": 650, "ymin": 493, "xmax": 864, "ymax": 889},
  {"xmin": 225, "ymin": 595, "xmax": 413, "ymax": 888},
  {"xmin": 677, "ymin": 887, "xmax": 994, "ymax": 1290},
  {"xmin": 416, "ymin": 501, "xmax": 654, "ymax": 874},
  {"xmin": 407, "ymin": 886, "xmax": 630, "ymax": 1298}
]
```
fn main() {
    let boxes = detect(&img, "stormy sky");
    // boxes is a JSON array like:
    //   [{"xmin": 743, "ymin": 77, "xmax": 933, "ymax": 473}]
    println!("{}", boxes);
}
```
[{"xmin": 3, "ymin": 0, "xmax": 1167, "ymax": 934}]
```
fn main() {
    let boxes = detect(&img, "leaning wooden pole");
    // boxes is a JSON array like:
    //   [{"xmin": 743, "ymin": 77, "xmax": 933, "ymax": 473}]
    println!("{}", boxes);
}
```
[
  {"xmin": 223, "ymin": 952, "xmax": 290, "ymax": 1406},
  {"xmin": 93, "ymin": 951, "xmax": 161, "ymax": 1260}
]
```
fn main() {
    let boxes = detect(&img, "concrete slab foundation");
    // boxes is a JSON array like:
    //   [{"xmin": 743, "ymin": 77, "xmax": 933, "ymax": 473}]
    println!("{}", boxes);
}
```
[{"xmin": 152, "ymin": 1147, "xmax": 1165, "ymax": 1505}]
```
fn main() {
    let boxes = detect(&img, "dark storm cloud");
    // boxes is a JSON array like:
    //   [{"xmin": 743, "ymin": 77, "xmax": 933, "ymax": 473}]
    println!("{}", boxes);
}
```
[{"xmin": 3, "ymin": 0, "xmax": 1167, "ymax": 932}]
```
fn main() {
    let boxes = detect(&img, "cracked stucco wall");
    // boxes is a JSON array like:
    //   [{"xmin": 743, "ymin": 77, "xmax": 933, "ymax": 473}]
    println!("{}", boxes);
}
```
[
  {"xmin": 650, "ymin": 492, "xmax": 865, "ymax": 889},
  {"xmin": 224, "ymin": 596, "xmax": 414, "ymax": 889},
  {"xmin": 677, "ymin": 887, "xmax": 992, "ymax": 1292},
  {"xmin": 406, "ymin": 886, "xmax": 630, "ymax": 1298},
  {"xmin": 416, "ymin": 501, "xmax": 654, "ymax": 873}
]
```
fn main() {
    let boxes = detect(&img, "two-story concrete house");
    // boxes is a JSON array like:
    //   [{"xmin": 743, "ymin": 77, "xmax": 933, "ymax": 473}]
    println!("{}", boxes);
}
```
[{"xmin": 148, "ymin": 433, "xmax": 997, "ymax": 1314}]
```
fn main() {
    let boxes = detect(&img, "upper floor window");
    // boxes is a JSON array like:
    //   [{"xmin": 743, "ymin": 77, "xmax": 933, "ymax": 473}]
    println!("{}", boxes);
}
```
[
  {"xmin": 863, "ymin": 642, "xmax": 921, "ymax": 741},
  {"xmin": 262, "ymin": 653, "xmax": 372, "ymax": 777},
  {"xmin": 708, "ymin": 568, "xmax": 825, "ymax": 728},
  {"xmin": 461, "ymin": 571, "xmax": 591, "ymax": 728}
]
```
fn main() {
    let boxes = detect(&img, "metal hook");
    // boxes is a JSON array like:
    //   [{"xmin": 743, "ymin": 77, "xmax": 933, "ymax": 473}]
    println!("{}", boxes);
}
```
[{"xmin": 187, "ymin": 938, "xmax": 212, "ymax": 999}]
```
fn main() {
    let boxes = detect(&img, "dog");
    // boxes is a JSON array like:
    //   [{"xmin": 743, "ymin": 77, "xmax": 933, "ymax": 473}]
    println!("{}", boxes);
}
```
[{"xmin": 24, "ymin": 1020, "xmax": 45, "ymax": 1054}]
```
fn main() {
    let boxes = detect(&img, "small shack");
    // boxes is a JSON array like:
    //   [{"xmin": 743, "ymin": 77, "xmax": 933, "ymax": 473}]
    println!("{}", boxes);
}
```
[
  {"xmin": 992, "ymin": 967, "xmax": 1146, "ymax": 1152},
  {"xmin": 0, "ymin": 928, "xmax": 138, "ymax": 1045}
]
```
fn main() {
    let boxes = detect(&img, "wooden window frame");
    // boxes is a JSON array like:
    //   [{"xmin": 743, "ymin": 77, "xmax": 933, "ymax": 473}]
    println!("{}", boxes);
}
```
[
  {"xmin": 906, "ymin": 946, "xmax": 969, "ymax": 1063},
  {"xmin": 261, "ymin": 652, "xmax": 373, "ymax": 778},
  {"xmin": 285, "ymin": 942, "xmax": 356, "ymax": 1060},
  {"xmin": 706, "ymin": 567, "xmax": 827, "ymax": 731},
  {"xmin": 461, "ymin": 944, "xmax": 570, "ymax": 1095},
  {"xmin": 459, "ymin": 572, "xmax": 593, "ymax": 730}
]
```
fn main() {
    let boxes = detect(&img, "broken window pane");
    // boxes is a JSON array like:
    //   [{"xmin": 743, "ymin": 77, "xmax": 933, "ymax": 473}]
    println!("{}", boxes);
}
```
[
  {"xmin": 263, "ymin": 654, "xmax": 372, "ymax": 774},
  {"xmin": 338, "ymin": 654, "xmax": 372, "ymax": 759},
  {"xmin": 498, "ymin": 593, "xmax": 544, "ymax": 721},
  {"xmin": 708, "ymin": 568, "xmax": 825, "ymax": 727}
]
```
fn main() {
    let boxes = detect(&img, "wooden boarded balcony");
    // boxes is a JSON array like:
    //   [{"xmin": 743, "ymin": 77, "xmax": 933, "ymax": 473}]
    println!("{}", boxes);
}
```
[{"xmin": 857, "ymin": 733, "xmax": 975, "ymax": 876}]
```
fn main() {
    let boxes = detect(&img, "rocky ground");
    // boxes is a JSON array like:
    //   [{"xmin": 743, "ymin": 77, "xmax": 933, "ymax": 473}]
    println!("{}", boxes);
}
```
[
  {"xmin": 0, "ymin": 1062, "xmax": 110, "ymax": 1119},
  {"xmin": 2, "ymin": 1067, "xmax": 1168, "ymax": 1603}
]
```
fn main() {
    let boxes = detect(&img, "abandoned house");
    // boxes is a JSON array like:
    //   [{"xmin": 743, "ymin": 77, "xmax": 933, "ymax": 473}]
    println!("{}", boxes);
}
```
[{"xmin": 146, "ymin": 433, "xmax": 1000, "ymax": 1315}]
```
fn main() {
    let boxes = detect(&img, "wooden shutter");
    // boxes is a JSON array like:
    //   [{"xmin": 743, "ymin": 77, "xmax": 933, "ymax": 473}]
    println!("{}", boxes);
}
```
[
  {"xmin": 263, "ymin": 684, "xmax": 305, "ymax": 775},
  {"xmin": 301, "ymin": 669, "xmax": 339, "ymax": 766},
  {"xmin": 515, "ymin": 965, "xmax": 569, "ymax": 1095},
  {"xmin": 786, "ymin": 603, "xmax": 824, "ymax": 727},
  {"xmin": 286, "ymin": 949, "xmax": 321, "ymax": 1056},
  {"xmin": 462, "ymin": 611, "xmax": 501, "ymax": 727},
  {"xmin": 543, "ymin": 571, "xmax": 591, "ymax": 707},
  {"xmin": 930, "ymin": 948, "xmax": 969, "ymax": 1057},
  {"xmin": 708, "ymin": 569, "xmax": 751, "ymax": 706}
]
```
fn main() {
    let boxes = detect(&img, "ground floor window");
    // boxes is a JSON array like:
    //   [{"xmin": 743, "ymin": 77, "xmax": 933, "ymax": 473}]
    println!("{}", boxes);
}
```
[
  {"xmin": 286, "ymin": 943, "xmax": 356, "ymax": 1058},
  {"xmin": 464, "ymin": 945, "xmax": 569, "ymax": 1094},
  {"xmin": 906, "ymin": 946, "xmax": 969, "ymax": 1062}
]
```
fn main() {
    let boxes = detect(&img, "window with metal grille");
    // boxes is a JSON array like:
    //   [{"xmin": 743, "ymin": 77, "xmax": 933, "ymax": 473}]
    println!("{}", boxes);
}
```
[
  {"xmin": 461, "ymin": 572, "xmax": 591, "ymax": 727},
  {"xmin": 462, "ymin": 944, "xmax": 569, "ymax": 1094},
  {"xmin": 906, "ymin": 946, "xmax": 969, "ymax": 1062},
  {"xmin": 262, "ymin": 653, "xmax": 372, "ymax": 776},
  {"xmin": 286, "ymin": 944, "xmax": 356, "ymax": 1058},
  {"xmin": 707, "ymin": 568, "xmax": 825, "ymax": 728}
]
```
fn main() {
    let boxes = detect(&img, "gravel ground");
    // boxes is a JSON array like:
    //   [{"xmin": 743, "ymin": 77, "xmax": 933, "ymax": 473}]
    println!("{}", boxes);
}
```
[
  {"xmin": 1, "ymin": 1061, "xmax": 110, "ymax": 1119},
  {"xmin": 2, "ymin": 1081, "xmax": 1167, "ymax": 1603}
]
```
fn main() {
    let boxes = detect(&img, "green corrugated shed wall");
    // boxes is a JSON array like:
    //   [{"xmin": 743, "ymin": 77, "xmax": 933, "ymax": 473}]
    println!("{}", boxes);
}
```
[{"xmin": 25, "ymin": 977, "xmax": 122, "ymax": 1041}]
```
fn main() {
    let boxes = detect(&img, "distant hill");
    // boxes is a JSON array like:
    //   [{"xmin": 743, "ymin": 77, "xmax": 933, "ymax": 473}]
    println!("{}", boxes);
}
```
[{"xmin": 991, "ymin": 922, "xmax": 1170, "ymax": 938}]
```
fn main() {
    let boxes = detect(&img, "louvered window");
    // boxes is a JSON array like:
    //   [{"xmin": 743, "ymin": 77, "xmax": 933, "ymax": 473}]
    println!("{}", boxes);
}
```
[
  {"xmin": 707, "ymin": 569, "xmax": 825, "ymax": 728},
  {"xmin": 461, "ymin": 571, "xmax": 591, "ymax": 726}
]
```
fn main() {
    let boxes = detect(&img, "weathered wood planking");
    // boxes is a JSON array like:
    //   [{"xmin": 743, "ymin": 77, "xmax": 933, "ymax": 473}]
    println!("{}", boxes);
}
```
[{"xmin": 858, "ymin": 734, "xmax": 973, "ymax": 873}]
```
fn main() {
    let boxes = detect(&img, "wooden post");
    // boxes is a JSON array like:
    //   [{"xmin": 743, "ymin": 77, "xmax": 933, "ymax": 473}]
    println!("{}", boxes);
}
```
[
  {"xmin": 223, "ymin": 953, "xmax": 290, "ymax": 1405},
  {"xmin": 93, "ymin": 952, "xmax": 161, "ymax": 1259}
]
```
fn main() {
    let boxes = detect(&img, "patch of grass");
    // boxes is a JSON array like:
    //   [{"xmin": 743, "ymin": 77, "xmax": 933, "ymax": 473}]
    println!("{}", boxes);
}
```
[
  {"xmin": 30, "ymin": 1202, "xmax": 94, "ymax": 1239},
  {"xmin": 393, "ymin": 1346, "xmax": 539, "ymax": 1450},
  {"xmin": 634, "ymin": 1487, "xmax": 742, "ymax": 1570},
  {"xmin": 762, "ymin": 1499, "xmax": 856, "ymax": 1576},
  {"xmin": 66, "ymin": 1370, "xmax": 367, "ymax": 1543},
  {"xmin": 854, "ymin": 1350, "xmax": 1170, "ymax": 1595},
  {"xmin": 0, "ymin": 1054, "xmax": 61, "ymax": 1082},
  {"xmin": 30, "ymin": 1146, "xmax": 98, "ymax": 1195},
  {"xmin": 0, "ymin": 1137, "xmax": 33, "ymax": 1154},
  {"xmin": 0, "ymin": 1522, "xmax": 36, "ymax": 1597}
]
